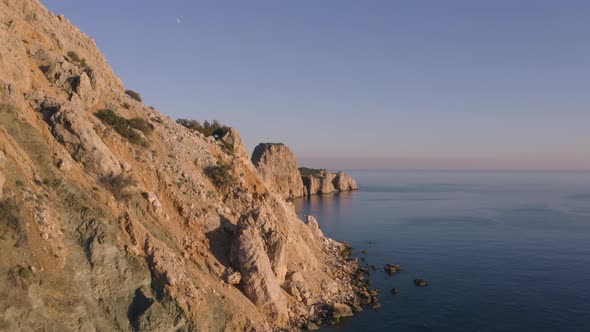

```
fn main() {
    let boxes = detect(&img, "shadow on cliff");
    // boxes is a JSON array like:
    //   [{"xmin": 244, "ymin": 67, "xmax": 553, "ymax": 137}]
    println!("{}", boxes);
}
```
[{"xmin": 205, "ymin": 216, "xmax": 234, "ymax": 268}]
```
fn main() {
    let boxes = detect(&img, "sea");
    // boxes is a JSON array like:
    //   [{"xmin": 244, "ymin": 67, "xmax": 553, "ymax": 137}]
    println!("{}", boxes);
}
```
[{"xmin": 293, "ymin": 170, "xmax": 590, "ymax": 332}]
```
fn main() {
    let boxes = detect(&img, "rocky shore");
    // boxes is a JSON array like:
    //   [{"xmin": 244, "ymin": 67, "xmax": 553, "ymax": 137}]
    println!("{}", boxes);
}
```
[
  {"xmin": 0, "ymin": 1, "xmax": 369, "ymax": 331},
  {"xmin": 300, "ymin": 167, "xmax": 360, "ymax": 196}
]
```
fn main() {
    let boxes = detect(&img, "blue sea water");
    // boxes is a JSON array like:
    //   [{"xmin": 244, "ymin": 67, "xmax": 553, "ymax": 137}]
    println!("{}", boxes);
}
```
[{"xmin": 292, "ymin": 170, "xmax": 590, "ymax": 332}]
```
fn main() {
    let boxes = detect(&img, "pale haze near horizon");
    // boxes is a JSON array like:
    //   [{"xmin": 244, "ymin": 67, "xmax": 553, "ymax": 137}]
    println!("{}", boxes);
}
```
[{"xmin": 42, "ymin": 1, "xmax": 590, "ymax": 170}]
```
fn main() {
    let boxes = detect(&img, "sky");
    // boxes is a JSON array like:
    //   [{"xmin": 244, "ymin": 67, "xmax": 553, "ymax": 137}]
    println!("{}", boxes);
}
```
[{"xmin": 42, "ymin": 0, "xmax": 590, "ymax": 170}]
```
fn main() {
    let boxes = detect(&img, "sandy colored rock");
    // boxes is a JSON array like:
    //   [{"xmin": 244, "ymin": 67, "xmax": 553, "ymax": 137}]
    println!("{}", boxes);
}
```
[
  {"xmin": 332, "ymin": 303, "xmax": 354, "ymax": 318},
  {"xmin": 251, "ymin": 143, "xmax": 306, "ymax": 199},
  {"xmin": 301, "ymin": 168, "xmax": 359, "ymax": 196},
  {"xmin": 50, "ymin": 102, "xmax": 122, "ymax": 177},
  {"xmin": 0, "ymin": 150, "xmax": 5, "ymax": 198},
  {"xmin": 0, "ymin": 1, "xmax": 368, "ymax": 330},
  {"xmin": 333, "ymin": 172, "xmax": 360, "ymax": 191}
]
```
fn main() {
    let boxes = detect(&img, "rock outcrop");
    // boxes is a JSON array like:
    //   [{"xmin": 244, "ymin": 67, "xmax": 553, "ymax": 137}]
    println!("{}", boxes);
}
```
[
  {"xmin": 251, "ymin": 143, "xmax": 306, "ymax": 199},
  {"xmin": 300, "ymin": 168, "xmax": 360, "ymax": 196},
  {"xmin": 0, "ymin": 1, "xmax": 367, "ymax": 331},
  {"xmin": 0, "ymin": 150, "xmax": 5, "ymax": 198}
]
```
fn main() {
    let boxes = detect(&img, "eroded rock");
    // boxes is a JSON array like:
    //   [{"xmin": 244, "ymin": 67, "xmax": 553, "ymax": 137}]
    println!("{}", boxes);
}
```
[
  {"xmin": 251, "ymin": 143, "xmax": 306, "ymax": 199},
  {"xmin": 50, "ymin": 102, "xmax": 122, "ymax": 177}
]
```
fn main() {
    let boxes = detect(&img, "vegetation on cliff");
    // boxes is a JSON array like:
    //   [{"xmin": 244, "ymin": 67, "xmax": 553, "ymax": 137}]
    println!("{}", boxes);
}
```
[{"xmin": 176, "ymin": 118, "xmax": 229, "ymax": 139}]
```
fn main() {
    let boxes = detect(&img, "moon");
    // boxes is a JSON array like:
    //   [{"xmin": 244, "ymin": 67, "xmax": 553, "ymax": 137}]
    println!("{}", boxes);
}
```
[{"xmin": 176, "ymin": 18, "xmax": 181, "ymax": 24}]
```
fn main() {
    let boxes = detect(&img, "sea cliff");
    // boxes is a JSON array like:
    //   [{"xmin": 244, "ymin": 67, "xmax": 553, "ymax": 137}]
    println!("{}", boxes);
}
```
[
  {"xmin": 252, "ymin": 143, "xmax": 360, "ymax": 199},
  {"xmin": 0, "ymin": 1, "xmax": 368, "ymax": 330}
]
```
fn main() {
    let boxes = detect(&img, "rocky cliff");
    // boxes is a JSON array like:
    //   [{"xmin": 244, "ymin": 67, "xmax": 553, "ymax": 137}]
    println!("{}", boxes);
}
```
[
  {"xmin": 251, "ymin": 143, "xmax": 306, "ymax": 200},
  {"xmin": 251, "ymin": 145, "xmax": 360, "ymax": 199},
  {"xmin": 0, "ymin": 1, "xmax": 368, "ymax": 331},
  {"xmin": 300, "ymin": 168, "xmax": 360, "ymax": 196}
]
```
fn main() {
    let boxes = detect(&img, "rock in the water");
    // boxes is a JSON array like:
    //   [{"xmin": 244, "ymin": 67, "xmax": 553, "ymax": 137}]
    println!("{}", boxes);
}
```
[
  {"xmin": 306, "ymin": 322, "xmax": 320, "ymax": 330},
  {"xmin": 384, "ymin": 264, "xmax": 401, "ymax": 274},
  {"xmin": 390, "ymin": 288, "xmax": 398, "ymax": 294},
  {"xmin": 332, "ymin": 303, "xmax": 353, "ymax": 319},
  {"xmin": 414, "ymin": 278, "xmax": 429, "ymax": 287},
  {"xmin": 333, "ymin": 171, "xmax": 360, "ymax": 191},
  {"xmin": 251, "ymin": 143, "xmax": 306, "ymax": 199},
  {"xmin": 300, "ymin": 168, "xmax": 359, "ymax": 196}
]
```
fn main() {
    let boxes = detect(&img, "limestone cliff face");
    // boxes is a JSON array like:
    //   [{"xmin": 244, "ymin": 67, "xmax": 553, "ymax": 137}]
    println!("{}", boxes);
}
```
[
  {"xmin": 0, "ymin": 1, "xmax": 366, "ymax": 331},
  {"xmin": 300, "ymin": 168, "xmax": 360, "ymax": 196},
  {"xmin": 251, "ymin": 143, "xmax": 306, "ymax": 200}
]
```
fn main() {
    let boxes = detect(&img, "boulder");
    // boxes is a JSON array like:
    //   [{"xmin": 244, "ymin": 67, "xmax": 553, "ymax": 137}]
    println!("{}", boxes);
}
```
[
  {"xmin": 143, "ymin": 192, "xmax": 163, "ymax": 214},
  {"xmin": 223, "ymin": 269, "xmax": 242, "ymax": 285},
  {"xmin": 45, "ymin": 60, "xmax": 96, "ymax": 105},
  {"xmin": 251, "ymin": 143, "xmax": 305, "ymax": 199},
  {"xmin": 384, "ymin": 264, "xmax": 400, "ymax": 274},
  {"xmin": 414, "ymin": 278, "xmax": 428, "ymax": 287},
  {"xmin": 229, "ymin": 211, "xmax": 288, "ymax": 324},
  {"xmin": 305, "ymin": 215, "xmax": 324, "ymax": 239},
  {"xmin": 332, "ymin": 303, "xmax": 353, "ymax": 319},
  {"xmin": 50, "ymin": 102, "xmax": 122, "ymax": 177}
]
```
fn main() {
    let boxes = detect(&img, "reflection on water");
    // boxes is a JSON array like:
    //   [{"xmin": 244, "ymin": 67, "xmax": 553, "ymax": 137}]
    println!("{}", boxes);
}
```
[
  {"xmin": 294, "ymin": 170, "xmax": 590, "ymax": 332},
  {"xmin": 293, "ymin": 191, "xmax": 357, "ymax": 227}
]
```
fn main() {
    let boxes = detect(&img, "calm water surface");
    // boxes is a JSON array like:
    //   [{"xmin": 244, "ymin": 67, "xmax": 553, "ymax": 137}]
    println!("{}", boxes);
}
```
[{"xmin": 293, "ymin": 171, "xmax": 590, "ymax": 332}]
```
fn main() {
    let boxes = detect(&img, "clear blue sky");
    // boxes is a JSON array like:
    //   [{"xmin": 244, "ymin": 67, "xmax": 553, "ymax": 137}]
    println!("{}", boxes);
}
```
[{"xmin": 42, "ymin": 1, "xmax": 590, "ymax": 170}]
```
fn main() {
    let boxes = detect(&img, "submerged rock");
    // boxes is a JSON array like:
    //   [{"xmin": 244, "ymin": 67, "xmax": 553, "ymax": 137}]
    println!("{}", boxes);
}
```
[
  {"xmin": 414, "ymin": 278, "xmax": 429, "ymax": 287},
  {"xmin": 384, "ymin": 264, "xmax": 401, "ymax": 274}
]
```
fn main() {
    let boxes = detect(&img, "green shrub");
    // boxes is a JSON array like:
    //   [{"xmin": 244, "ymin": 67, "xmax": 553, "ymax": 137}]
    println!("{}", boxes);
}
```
[
  {"xmin": 18, "ymin": 267, "xmax": 32, "ymax": 280},
  {"xmin": 205, "ymin": 160, "xmax": 234, "ymax": 187},
  {"xmin": 67, "ymin": 51, "xmax": 88, "ymax": 69},
  {"xmin": 94, "ymin": 109, "xmax": 151, "ymax": 146},
  {"xmin": 128, "ymin": 117, "xmax": 154, "ymax": 135},
  {"xmin": 299, "ymin": 167, "xmax": 324, "ymax": 177},
  {"xmin": 125, "ymin": 90, "xmax": 142, "ymax": 102},
  {"xmin": 176, "ymin": 119, "xmax": 229, "ymax": 139},
  {"xmin": 100, "ymin": 174, "xmax": 137, "ymax": 200},
  {"xmin": 67, "ymin": 51, "xmax": 80, "ymax": 62}
]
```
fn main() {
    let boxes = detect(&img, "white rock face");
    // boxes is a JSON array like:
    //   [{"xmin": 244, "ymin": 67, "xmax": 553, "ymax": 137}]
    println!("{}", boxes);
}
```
[
  {"xmin": 301, "ymin": 169, "xmax": 359, "ymax": 196},
  {"xmin": 230, "ymin": 210, "xmax": 289, "ymax": 324},
  {"xmin": 333, "ymin": 172, "xmax": 360, "ymax": 191},
  {"xmin": 50, "ymin": 102, "xmax": 122, "ymax": 177},
  {"xmin": 251, "ymin": 143, "xmax": 306, "ymax": 199}
]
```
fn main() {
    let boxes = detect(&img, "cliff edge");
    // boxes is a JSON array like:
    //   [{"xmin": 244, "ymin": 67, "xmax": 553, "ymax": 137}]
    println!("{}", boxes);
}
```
[
  {"xmin": 0, "ymin": 1, "xmax": 369, "ymax": 331},
  {"xmin": 251, "ymin": 143, "xmax": 306, "ymax": 200}
]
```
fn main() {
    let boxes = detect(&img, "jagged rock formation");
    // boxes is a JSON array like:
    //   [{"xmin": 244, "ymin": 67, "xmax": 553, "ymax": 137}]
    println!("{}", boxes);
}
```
[
  {"xmin": 251, "ymin": 144, "xmax": 360, "ymax": 199},
  {"xmin": 0, "ymin": 1, "xmax": 367, "ymax": 331},
  {"xmin": 300, "ymin": 168, "xmax": 360, "ymax": 196},
  {"xmin": 251, "ymin": 143, "xmax": 306, "ymax": 200}
]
